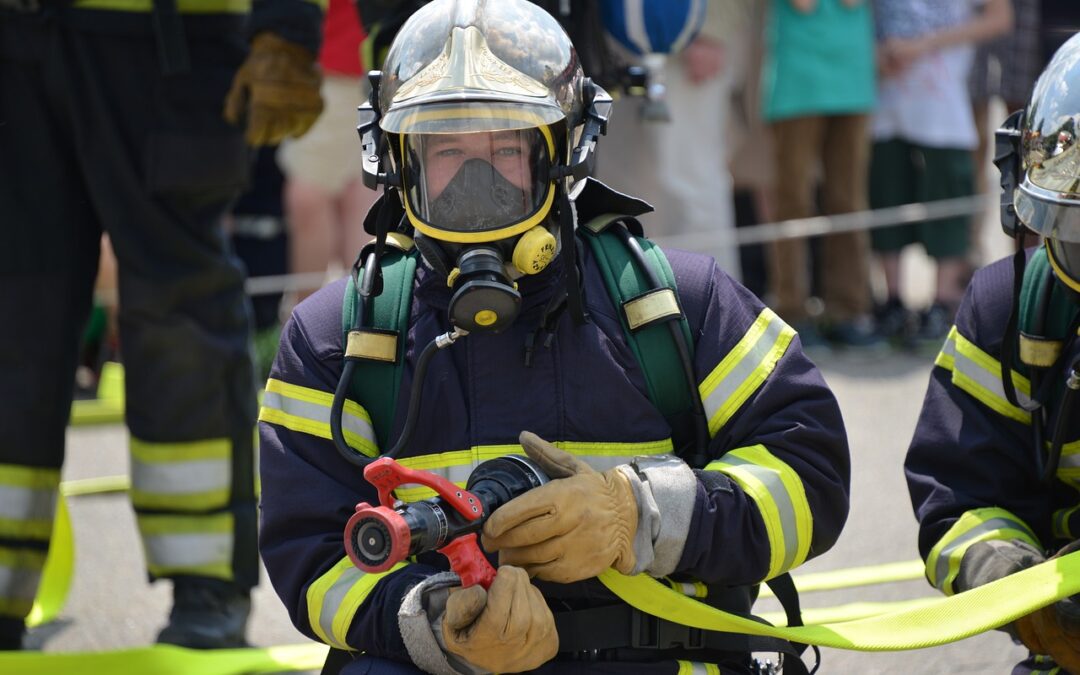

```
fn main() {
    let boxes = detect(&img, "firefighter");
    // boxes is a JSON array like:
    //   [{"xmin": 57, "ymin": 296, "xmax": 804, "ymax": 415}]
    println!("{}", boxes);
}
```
[
  {"xmin": 0, "ymin": 0, "xmax": 322, "ymax": 651},
  {"xmin": 257, "ymin": 0, "xmax": 851, "ymax": 672},
  {"xmin": 906, "ymin": 32, "xmax": 1080, "ymax": 675}
]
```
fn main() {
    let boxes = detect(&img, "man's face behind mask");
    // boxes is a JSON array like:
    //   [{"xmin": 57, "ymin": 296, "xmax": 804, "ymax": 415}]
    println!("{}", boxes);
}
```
[{"xmin": 403, "ymin": 129, "xmax": 551, "ymax": 236}]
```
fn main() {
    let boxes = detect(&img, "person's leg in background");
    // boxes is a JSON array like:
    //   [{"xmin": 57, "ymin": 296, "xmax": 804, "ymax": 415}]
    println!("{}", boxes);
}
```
[
  {"xmin": 767, "ymin": 115, "xmax": 827, "ymax": 346},
  {"xmin": 70, "ymin": 21, "xmax": 259, "ymax": 647},
  {"xmin": 651, "ymin": 39, "xmax": 740, "ymax": 279},
  {"xmin": 279, "ymin": 74, "xmax": 377, "ymax": 304},
  {"xmin": 818, "ymin": 113, "xmax": 880, "ymax": 347},
  {"xmin": 913, "ymin": 145, "xmax": 975, "ymax": 344},
  {"xmin": 0, "ymin": 18, "xmax": 101, "ymax": 648},
  {"xmin": 869, "ymin": 139, "xmax": 920, "ymax": 344}
]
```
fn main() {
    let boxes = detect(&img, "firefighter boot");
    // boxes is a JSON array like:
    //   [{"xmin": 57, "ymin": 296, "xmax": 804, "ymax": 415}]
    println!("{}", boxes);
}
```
[{"xmin": 156, "ymin": 578, "xmax": 251, "ymax": 649}]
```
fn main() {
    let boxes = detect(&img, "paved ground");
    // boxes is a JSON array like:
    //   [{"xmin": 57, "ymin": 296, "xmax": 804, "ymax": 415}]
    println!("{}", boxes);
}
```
[{"xmin": 29, "ymin": 341, "xmax": 1029, "ymax": 674}]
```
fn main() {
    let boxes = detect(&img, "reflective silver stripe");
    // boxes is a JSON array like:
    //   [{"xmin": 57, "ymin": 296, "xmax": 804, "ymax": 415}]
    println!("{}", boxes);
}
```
[
  {"xmin": 0, "ymin": 561, "xmax": 42, "ymax": 605},
  {"xmin": 700, "ymin": 313, "xmax": 789, "ymax": 431},
  {"xmin": 318, "ymin": 565, "xmax": 364, "ymax": 644},
  {"xmin": 933, "ymin": 517, "xmax": 1028, "ymax": 592},
  {"xmin": 130, "ymin": 457, "xmax": 230, "ymax": 496},
  {"xmin": 262, "ymin": 389, "xmax": 375, "ymax": 447},
  {"xmin": 0, "ymin": 484, "xmax": 56, "ymax": 537},
  {"xmin": 143, "ymin": 532, "xmax": 232, "ymax": 569},
  {"xmin": 718, "ymin": 455, "xmax": 799, "ymax": 573},
  {"xmin": 939, "ymin": 332, "xmax": 1035, "ymax": 411}
]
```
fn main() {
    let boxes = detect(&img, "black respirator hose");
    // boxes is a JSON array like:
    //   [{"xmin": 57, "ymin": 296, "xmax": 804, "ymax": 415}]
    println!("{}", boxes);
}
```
[
  {"xmin": 614, "ymin": 226, "xmax": 710, "ymax": 466},
  {"xmin": 331, "ymin": 251, "xmax": 380, "ymax": 468},
  {"xmin": 1045, "ymin": 358, "xmax": 1080, "ymax": 483}
]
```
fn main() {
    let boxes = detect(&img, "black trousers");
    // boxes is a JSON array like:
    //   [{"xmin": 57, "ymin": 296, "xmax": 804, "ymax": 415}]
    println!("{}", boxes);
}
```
[{"xmin": 0, "ymin": 9, "xmax": 258, "ymax": 589}]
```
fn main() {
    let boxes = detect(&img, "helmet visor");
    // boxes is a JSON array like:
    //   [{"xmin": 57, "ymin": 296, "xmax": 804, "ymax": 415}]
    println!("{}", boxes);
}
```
[
  {"xmin": 402, "ymin": 127, "xmax": 555, "ymax": 241},
  {"xmin": 1015, "ymin": 181, "xmax": 1080, "ymax": 242},
  {"xmin": 1048, "ymin": 238, "xmax": 1080, "ymax": 289}
]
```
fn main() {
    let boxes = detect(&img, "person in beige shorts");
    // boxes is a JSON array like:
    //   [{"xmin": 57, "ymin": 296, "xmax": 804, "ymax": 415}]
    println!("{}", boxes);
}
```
[{"xmin": 278, "ymin": 67, "xmax": 378, "ymax": 301}]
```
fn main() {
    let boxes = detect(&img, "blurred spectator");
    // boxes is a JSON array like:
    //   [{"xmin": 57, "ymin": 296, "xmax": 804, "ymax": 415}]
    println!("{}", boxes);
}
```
[
  {"xmin": 727, "ymin": 0, "xmax": 771, "ymax": 300},
  {"xmin": 278, "ymin": 0, "xmax": 378, "ymax": 303},
  {"xmin": 598, "ymin": 2, "xmax": 742, "ymax": 280},
  {"xmin": 870, "ymin": 0, "xmax": 1013, "ymax": 345},
  {"xmin": 75, "ymin": 236, "xmax": 120, "ymax": 399},
  {"xmin": 230, "ymin": 147, "xmax": 290, "ymax": 382},
  {"xmin": 761, "ymin": 0, "xmax": 879, "ymax": 349},
  {"xmin": 969, "ymin": 0, "xmax": 1040, "ymax": 268}
]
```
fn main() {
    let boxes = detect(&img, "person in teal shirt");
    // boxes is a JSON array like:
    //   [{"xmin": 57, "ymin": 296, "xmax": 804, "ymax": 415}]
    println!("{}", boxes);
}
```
[{"xmin": 760, "ymin": 0, "xmax": 879, "ymax": 350}]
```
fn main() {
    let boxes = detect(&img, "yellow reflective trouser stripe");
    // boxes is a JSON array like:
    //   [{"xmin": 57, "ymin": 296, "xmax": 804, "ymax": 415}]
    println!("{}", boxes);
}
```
[
  {"xmin": 0, "ymin": 464, "xmax": 60, "ymax": 542},
  {"xmin": 676, "ymin": 661, "xmax": 722, "ymax": 675},
  {"xmin": 705, "ymin": 445, "xmax": 812, "ymax": 580},
  {"xmin": 936, "ymin": 326, "xmax": 1033, "ymax": 424},
  {"xmin": 260, "ymin": 378, "xmax": 379, "ymax": 458},
  {"xmin": 136, "ymin": 512, "xmax": 234, "ymax": 581},
  {"xmin": 925, "ymin": 507, "xmax": 1040, "ymax": 595},
  {"xmin": 699, "ymin": 308, "xmax": 795, "ymax": 437},
  {"xmin": 306, "ymin": 556, "xmax": 408, "ymax": 650},
  {"xmin": 0, "ymin": 547, "xmax": 47, "ymax": 619},
  {"xmin": 129, "ymin": 437, "xmax": 231, "ymax": 512},
  {"xmin": 71, "ymin": 0, "xmax": 250, "ymax": 12},
  {"xmin": 391, "ymin": 439, "xmax": 674, "ymax": 502}
]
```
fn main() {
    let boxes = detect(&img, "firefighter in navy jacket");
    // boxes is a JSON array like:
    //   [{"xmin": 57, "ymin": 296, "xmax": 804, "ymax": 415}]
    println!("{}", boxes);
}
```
[
  {"xmin": 906, "ymin": 34, "xmax": 1080, "ymax": 675},
  {"xmin": 258, "ymin": 1, "xmax": 850, "ymax": 672}
]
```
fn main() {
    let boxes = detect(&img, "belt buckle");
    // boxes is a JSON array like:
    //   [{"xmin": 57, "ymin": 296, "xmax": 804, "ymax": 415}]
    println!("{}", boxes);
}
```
[{"xmin": 631, "ymin": 611, "xmax": 704, "ymax": 650}]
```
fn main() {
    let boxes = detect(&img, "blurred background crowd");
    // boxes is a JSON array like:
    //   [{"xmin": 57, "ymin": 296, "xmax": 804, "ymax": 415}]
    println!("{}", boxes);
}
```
[{"xmin": 70, "ymin": 0, "xmax": 1080, "ymax": 393}]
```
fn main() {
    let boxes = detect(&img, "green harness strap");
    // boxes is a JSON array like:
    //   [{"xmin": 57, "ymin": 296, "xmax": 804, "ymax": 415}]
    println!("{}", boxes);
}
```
[
  {"xmin": 341, "ymin": 243, "xmax": 419, "ymax": 449},
  {"xmin": 579, "ymin": 215, "xmax": 697, "ymax": 452},
  {"xmin": 339, "ymin": 218, "xmax": 698, "ymax": 455}
]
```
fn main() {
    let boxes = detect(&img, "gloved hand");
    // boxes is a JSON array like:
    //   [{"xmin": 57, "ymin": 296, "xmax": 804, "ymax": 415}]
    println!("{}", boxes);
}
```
[
  {"xmin": 482, "ymin": 431, "xmax": 638, "ymax": 583},
  {"xmin": 442, "ymin": 565, "xmax": 558, "ymax": 673},
  {"xmin": 1013, "ymin": 541, "xmax": 1080, "ymax": 672},
  {"xmin": 223, "ymin": 32, "xmax": 323, "ymax": 146}
]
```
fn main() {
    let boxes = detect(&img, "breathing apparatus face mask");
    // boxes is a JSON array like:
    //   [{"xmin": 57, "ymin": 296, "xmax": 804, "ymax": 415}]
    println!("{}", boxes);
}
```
[{"xmin": 401, "ymin": 128, "xmax": 560, "ymax": 332}]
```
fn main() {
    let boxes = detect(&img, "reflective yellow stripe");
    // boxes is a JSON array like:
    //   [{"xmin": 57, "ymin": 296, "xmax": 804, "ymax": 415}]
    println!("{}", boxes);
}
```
[
  {"xmin": 129, "ymin": 437, "xmax": 231, "ymax": 512},
  {"xmin": 666, "ymin": 577, "xmax": 707, "ymax": 598},
  {"xmin": 390, "ymin": 439, "xmax": 673, "ymax": 502},
  {"xmin": 136, "ymin": 512, "xmax": 234, "ymax": 581},
  {"xmin": 706, "ymin": 445, "xmax": 812, "ymax": 580},
  {"xmin": 306, "ymin": 556, "xmax": 408, "ymax": 650},
  {"xmin": 675, "ymin": 661, "xmax": 721, "ymax": 675},
  {"xmin": 1054, "ymin": 504, "xmax": 1080, "ymax": 540},
  {"xmin": 699, "ymin": 308, "xmax": 795, "ymax": 437},
  {"xmin": 259, "ymin": 378, "xmax": 379, "ymax": 458},
  {"xmin": 0, "ymin": 547, "xmax": 47, "ymax": 619},
  {"xmin": 936, "ymin": 326, "xmax": 1032, "ymax": 424},
  {"xmin": 72, "ymin": 0, "xmax": 251, "ymax": 11},
  {"xmin": 0, "ymin": 464, "xmax": 59, "ymax": 542},
  {"xmin": 925, "ymin": 507, "xmax": 1040, "ymax": 595}
]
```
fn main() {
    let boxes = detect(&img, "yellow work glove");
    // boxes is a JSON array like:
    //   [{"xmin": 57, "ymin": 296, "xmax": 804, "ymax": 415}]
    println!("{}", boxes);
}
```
[
  {"xmin": 223, "ymin": 32, "xmax": 323, "ymax": 146},
  {"xmin": 1013, "ymin": 541, "xmax": 1080, "ymax": 672},
  {"xmin": 482, "ymin": 431, "xmax": 638, "ymax": 583},
  {"xmin": 442, "ymin": 565, "xmax": 558, "ymax": 673}
]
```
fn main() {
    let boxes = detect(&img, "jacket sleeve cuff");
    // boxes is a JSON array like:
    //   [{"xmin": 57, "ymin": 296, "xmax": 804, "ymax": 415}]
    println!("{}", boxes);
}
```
[
  {"xmin": 398, "ymin": 572, "xmax": 488, "ymax": 675},
  {"xmin": 618, "ymin": 455, "xmax": 697, "ymax": 577}
]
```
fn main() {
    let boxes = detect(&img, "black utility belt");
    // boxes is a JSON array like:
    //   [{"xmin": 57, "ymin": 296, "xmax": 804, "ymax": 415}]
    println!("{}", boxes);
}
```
[{"xmin": 555, "ymin": 604, "xmax": 783, "ymax": 655}]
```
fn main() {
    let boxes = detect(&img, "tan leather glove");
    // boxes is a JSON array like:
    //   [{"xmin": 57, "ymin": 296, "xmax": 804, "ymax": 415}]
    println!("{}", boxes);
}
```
[
  {"xmin": 482, "ymin": 431, "xmax": 638, "ymax": 583},
  {"xmin": 442, "ymin": 565, "xmax": 558, "ymax": 673},
  {"xmin": 1013, "ymin": 541, "xmax": 1080, "ymax": 672},
  {"xmin": 223, "ymin": 32, "xmax": 323, "ymax": 146}
]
